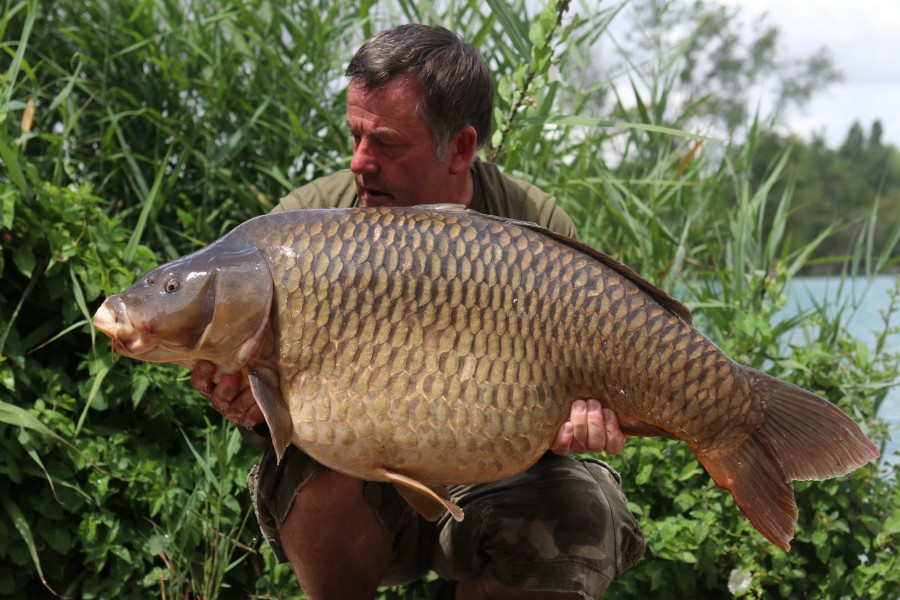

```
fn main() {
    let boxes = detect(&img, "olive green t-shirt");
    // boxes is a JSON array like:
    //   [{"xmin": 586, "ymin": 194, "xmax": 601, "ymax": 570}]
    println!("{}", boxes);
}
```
[{"xmin": 273, "ymin": 160, "xmax": 578, "ymax": 238}]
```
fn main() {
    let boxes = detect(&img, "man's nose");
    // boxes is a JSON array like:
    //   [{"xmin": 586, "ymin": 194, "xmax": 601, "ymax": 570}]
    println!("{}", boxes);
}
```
[{"xmin": 350, "ymin": 138, "xmax": 378, "ymax": 174}]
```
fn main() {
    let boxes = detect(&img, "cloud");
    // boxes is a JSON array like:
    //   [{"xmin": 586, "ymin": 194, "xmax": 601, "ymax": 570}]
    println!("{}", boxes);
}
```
[{"xmin": 721, "ymin": 0, "xmax": 900, "ymax": 145}]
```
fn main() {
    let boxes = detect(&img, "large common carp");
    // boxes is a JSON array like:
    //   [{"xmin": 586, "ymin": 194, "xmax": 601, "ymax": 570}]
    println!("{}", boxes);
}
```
[{"xmin": 92, "ymin": 205, "xmax": 879, "ymax": 550}]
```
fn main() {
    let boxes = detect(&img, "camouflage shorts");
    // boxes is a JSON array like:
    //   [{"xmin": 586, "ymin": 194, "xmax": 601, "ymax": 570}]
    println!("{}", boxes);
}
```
[{"xmin": 249, "ymin": 444, "xmax": 645, "ymax": 597}]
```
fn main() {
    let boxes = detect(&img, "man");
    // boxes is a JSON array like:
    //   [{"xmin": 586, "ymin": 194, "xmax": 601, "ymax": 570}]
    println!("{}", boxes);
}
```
[{"xmin": 191, "ymin": 24, "xmax": 644, "ymax": 600}]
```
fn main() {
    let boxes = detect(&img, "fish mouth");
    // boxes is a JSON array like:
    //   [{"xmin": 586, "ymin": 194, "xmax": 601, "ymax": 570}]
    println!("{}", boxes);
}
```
[{"xmin": 92, "ymin": 296, "xmax": 140, "ymax": 357}]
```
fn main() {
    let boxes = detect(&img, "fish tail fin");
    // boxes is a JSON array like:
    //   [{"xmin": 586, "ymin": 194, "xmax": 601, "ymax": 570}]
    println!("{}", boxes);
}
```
[{"xmin": 696, "ymin": 369, "xmax": 879, "ymax": 551}]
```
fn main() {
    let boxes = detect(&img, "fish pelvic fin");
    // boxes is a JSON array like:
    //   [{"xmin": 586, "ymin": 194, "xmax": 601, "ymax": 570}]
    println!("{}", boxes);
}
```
[
  {"xmin": 249, "ymin": 366, "xmax": 292, "ymax": 463},
  {"xmin": 697, "ymin": 368, "xmax": 880, "ymax": 552},
  {"xmin": 377, "ymin": 468, "xmax": 464, "ymax": 522}
]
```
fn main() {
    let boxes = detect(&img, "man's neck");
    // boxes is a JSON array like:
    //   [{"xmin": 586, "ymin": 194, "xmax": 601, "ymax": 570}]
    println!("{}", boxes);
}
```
[{"xmin": 457, "ymin": 166, "xmax": 474, "ymax": 207}]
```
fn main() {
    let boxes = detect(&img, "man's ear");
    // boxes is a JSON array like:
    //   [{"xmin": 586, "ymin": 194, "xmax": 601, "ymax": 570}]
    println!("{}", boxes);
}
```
[{"xmin": 448, "ymin": 125, "xmax": 478, "ymax": 174}]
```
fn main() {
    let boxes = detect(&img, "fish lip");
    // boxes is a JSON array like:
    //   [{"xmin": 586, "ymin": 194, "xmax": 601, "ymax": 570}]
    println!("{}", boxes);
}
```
[
  {"xmin": 92, "ymin": 296, "xmax": 140, "ymax": 356},
  {"xmin": 92, "ymin": 298, "xmax": 122, "ymax": 338},
  {"xmin": 112, "ymin": 335, "xmax": 138, "ymax": 354}
]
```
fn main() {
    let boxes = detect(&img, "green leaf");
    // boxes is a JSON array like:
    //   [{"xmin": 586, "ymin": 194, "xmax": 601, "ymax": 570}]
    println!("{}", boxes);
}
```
[
  {"xmin": 636, "ymin": 463, "xmax": 653, "ymax": 485},
  {"xmin": 1, "ymin": 0, "xmax": 38, "ymax": 109},
  {"xmin": 881, "ymin": 509, "xmax": 900, "ymax": 538},
  {"xmin": 125, "ymin": 145, "xmax": 174, "ymax": 264},
  {"xmin": 517, "ymin": 115, "xmax": 719, "ymax": 140},
  {"xmin": 23, "ymin": 445, "xmax": 60, "ymax": 502},
  {"xmin": 813, "ymin": 530, "xmax": 831, "ymax": 563},
  {"xmin": 0, "ymin": 138, "xmax": 28, "ymax": 197},
  {"xmin": 180, "ymin": 427, "xmax": 223, "ymax": 497},
  {"xmin": 12, "ymin": 244, "xmax": 35, "ymax": 277},
  {"xmin": 40, "ymin": 521, "xmax": 73, "ymax": 554},
  {"xmin": 528, "ymin": 19, "xmax": 546, "ymax": 51},
  {"xmin": 0, "ymin": 185, "xmax": 15, "ymax": 230},
  {"xmin": 0, "ymin": 399, "xmax": 71, "ymax": 447},
  {"xmin": 76, "ymin": 361, "xmax": 111, "ymax": 436},
  {"xmin": 677, "ymin": 461, "xmax": 702, "ymax": 481},
  {"xmin": 0, "ymin": 492, "xmax": 61, "ymax": 597},
  {"xmin": 484, "ymin": 0, "xmax": 530, "ymax": 57}
]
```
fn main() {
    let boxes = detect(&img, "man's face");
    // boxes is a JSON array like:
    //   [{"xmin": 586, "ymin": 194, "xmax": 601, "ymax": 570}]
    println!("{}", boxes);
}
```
[{"xmin": 346, "ymin": 78, "xmax": 459, "ymax": 207}]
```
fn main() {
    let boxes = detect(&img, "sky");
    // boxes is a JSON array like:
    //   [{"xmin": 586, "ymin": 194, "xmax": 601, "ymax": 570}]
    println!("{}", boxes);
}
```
[{"xmin": 719, "ymin": 0, "xmax": 900, "ymax": 148}]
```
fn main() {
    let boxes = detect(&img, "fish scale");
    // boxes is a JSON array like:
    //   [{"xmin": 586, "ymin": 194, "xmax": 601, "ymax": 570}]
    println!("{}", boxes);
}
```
[{"xmin": 92, "ymin": 205, "xmax": 879, "ymax": 550}]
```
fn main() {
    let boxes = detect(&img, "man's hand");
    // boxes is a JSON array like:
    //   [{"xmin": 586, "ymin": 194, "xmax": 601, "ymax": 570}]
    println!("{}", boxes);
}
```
[
  {"xmin": 550, "ymin": 399, "xmax": 626, "ymax": 456},
  {"xmin": 190, "ymin": 360, "xmax": 264, "ymax": 429}
]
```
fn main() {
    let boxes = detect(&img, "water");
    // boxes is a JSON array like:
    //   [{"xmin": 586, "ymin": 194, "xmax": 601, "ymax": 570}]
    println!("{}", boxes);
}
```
[{"xmin": 779, "ymin": 275, "xmax": 900, "ymax": 467}]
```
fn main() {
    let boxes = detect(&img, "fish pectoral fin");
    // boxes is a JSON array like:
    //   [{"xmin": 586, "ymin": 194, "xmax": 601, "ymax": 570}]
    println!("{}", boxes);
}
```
[
  {"xmin": 377, "ymin": 468, "xmax": 464, "ymax": 523},
  {"xmin": 248, "ymin": 367, "xmax": 292, "ymax": 463}
]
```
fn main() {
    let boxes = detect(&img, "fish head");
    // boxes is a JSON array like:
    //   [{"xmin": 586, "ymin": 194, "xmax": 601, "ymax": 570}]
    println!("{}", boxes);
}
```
[{"xmin": 92, "ymin": 242, "xmax": 273, "ymax": 374}]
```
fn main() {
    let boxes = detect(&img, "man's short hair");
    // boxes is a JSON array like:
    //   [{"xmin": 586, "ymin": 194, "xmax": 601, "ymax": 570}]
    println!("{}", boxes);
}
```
[{"xmin": 346, "ymin": 24, "xmax": 493, "ymax": 159}]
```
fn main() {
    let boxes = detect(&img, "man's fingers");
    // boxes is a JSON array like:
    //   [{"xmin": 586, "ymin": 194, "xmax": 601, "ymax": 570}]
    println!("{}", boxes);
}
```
[
  {"xmin": 584, "ymin": 399, "xmax": 606, "ymax": 452},
  {"xmin": 602, "ymin": 408, "xmax": 626, "ymax": 455},
  {"xmin": 566, "ymin": 399, "xmax": 628, "ymax": 455},
  {"xmin": 235, "ymin": 389, "xmax": 265, "ymax": 428},
  {"xmin": 570, "ymin": 399, "xmax": 588, "ymax": 453},
  {"xmin": 212, "ymin": 378, "xmax": 264, "ymax": 428},
  {"xmin": 211, "ymin": 375, "xmax": 266, "ymax": 429},
  {"xmin": 550, "ymin": 421, "xmax": 574, "ymax": 456},
  {"xmin": 209, "ymin": 372, "xmax": 241, "ymax": 415},
  {"xmin": 190, "ymin": 360, "xmax": 215, "ymax": 397}
]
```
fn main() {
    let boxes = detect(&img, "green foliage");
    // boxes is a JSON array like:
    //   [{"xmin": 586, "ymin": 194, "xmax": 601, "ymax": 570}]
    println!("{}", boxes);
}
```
[
  {"xmin": 747, "ymin": 123, "xmax": 900, "ymax": 269},
  {"xmin": 1, "ymin": 0, "xmax": 897, "ymax": 599},
  {"xmin": 1, "ymin": 0, "xmax": 308, "ymax": 596}
]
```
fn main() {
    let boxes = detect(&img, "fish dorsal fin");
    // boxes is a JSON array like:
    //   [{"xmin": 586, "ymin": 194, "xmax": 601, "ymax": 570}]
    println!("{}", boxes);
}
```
[
  {"xmin": 466, "ymin": 211, "xmax": 693, "ymax": 325},
  {"xmin": 249, "ymin": 366, "xmax": 293, "ymax": 462},
  {"xmin": 376, "ymin": 468, "xmax": 464, "ymax": 522}
]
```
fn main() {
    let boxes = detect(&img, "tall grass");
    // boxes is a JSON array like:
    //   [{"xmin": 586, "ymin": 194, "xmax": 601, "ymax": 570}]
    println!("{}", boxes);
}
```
[{"xmin": 1, "ymin": 0, "xmax": 897, "ymax": 598}]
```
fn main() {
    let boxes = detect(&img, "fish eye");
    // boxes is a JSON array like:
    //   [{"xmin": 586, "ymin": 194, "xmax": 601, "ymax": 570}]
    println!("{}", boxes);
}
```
[{"xmin": 164, "ymin": 277, "xmax": 180, "ymax": 293}]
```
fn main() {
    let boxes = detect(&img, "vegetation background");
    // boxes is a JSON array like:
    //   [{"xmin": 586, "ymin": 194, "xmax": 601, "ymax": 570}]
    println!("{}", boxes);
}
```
[{"xmin": 1, "ymin": 0, "xmax": 898, "ymax": 598}]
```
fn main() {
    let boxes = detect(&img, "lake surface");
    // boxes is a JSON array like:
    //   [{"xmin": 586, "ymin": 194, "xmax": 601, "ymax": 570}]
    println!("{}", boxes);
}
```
[{"xmin": 779, "ymin": 275, "xmax": 900, "ymax": 468}]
